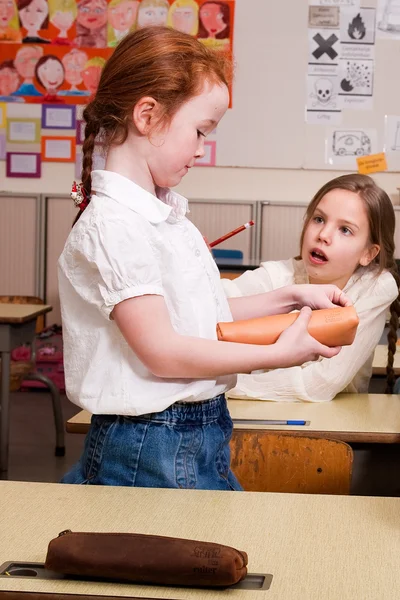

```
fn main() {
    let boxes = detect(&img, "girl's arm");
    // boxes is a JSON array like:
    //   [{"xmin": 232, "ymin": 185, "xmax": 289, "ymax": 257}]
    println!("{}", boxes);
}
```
[
  {"xmin": 222, "ymin": 264, "xmax": 275, "ymax": 298},
  {"xmin": 229, "ymin": 277, "xmax": 398, "ymax": 402},
  {"xmin": 228, "ymin": 284, "xmax": 351, "ymax": 321},
  {"xmin": 221, "ymin": 261, "xmax": 352, "ymax": 321},
  {"xmin": 113, "ymin": 295, "xmax": 341, "ymax": 379}
]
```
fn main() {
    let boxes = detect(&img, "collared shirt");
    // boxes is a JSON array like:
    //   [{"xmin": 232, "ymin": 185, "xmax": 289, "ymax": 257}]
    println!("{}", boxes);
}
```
[
  {"xmin": 58, "ymin": 170, "xmax": 235, "ymax": 415},
  {"xmin": 222, "ymin": 258, "xmax": 398, "ymax": 402}
]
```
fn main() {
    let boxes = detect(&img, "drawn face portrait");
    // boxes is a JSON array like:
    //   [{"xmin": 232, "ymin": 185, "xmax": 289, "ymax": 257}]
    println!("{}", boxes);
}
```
[
  {"xmin": 19, "ymin": 0, "xmax": 49, "ymax": 33},
  {"xmin": 0, "ymin": 64, "xmax": 20, "ymax": 95},
  {"xmin": 77, "ymin": 0, "xmax": 107, "ymax": 31},
  {"xmin": 199, "ymin": 2, "xmax": 228, "ymax": 38},
  {"xmin": 14, "ymin": 45, "xmax": 43, "ymax": 78},
  {"xmin": 82, "ymin": 63, "xmax": 101, "ymax": 94},
  {"xmin": 137, "ymin": 1, "xmax": 168, "ymax": 28},
  {"xmin": 62, "ymin": 49, "xmax": 87, "ymax": 85},
  {"xmin": 36, "ymin": 55, "xmax": 64, "ymax": 91},
  {"xmin": 0, "ymin": 0, "xmax": 16, "ymax": 29},
  {"xmin": 108, "ymin": 0, "xmax": 138, "ymax": 32},
  {"xmin": 51, "ymin": 8, "xmax": 74, "ymax": 31},
  {"xmin": 171, "ymin": 5, "xmax": 197, "ymax": 34}
]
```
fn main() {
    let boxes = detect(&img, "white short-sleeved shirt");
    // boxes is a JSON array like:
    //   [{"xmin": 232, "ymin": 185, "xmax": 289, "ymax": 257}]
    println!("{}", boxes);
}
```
[
  {"xmin": 58, "ymin": 170, "xmax": 235, "ymax": 415},
  {"xmin": 222, "ymin": 258, "xmax": 398, "ymax": 402}
]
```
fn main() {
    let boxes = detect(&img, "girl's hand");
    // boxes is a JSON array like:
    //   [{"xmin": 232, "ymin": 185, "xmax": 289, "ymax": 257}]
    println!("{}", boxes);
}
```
[
  {"xmin": 292, "ymin": 284, "xmax": 352, "ymax": 311},
  {"xmin": 274, "ymin": 307, "xmax": 342, "ymax": 367}
]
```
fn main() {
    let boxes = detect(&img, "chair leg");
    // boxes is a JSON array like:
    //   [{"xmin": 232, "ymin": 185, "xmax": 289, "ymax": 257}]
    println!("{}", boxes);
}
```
[{"xmin": 23, "ymin": 373, "xmax": 65, "ymax": 456}]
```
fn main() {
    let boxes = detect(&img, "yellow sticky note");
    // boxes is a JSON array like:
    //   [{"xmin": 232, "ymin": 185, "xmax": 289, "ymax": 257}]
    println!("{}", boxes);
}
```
[{"xmin": 357, "ymin": 152, "xmax": 387, "ymax": 174}]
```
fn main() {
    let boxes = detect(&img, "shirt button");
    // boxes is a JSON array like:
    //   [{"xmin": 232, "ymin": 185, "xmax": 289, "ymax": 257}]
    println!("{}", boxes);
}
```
[{"xmin": 195, "ymin": 249, "xmax": 201, "ymax": 257}]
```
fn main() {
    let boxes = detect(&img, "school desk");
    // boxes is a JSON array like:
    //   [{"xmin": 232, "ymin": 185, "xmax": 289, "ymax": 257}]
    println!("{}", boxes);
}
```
[
  {"xmin": 372, "ymin": 344, "xmax": 400, "ymax": 376},
  {"xmin": 217, "ymin": 257, "xmax": 259, "ymax": 280},
  {"xmin": 216, "ymin": 257, "xmax": 260, "ymax": 271},
  {"xmin": 0, "ymin": 481, "xmax": 399, "ymax": 600},
  {"xmin": 0, "ymin": 303, "xmax": 52, "ymax": 478},
  {"xmin": 66, "ymin": 393, "xmax": 400, "ymax": 444}
]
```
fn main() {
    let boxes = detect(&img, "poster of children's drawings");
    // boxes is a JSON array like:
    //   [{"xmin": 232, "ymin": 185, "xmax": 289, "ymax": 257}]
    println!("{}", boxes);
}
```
[{"xmin": 0, "ymin": 0, "xmax": 235, "ymax": 105}]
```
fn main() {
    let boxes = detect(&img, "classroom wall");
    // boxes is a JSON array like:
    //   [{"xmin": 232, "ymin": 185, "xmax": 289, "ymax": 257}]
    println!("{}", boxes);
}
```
[{"xmin": 1, "ymin": 161, "xmax": 399, "ymax": 205}]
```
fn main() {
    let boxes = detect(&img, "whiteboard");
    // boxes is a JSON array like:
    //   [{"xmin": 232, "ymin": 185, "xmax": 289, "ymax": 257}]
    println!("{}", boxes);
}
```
[
  {"xmin": 217, "ymin": 0, "xmax": 400, "ymax": 172},
  {"xmin": 217, "ymin": 0, "xmax": 307, "ymax": 168}
]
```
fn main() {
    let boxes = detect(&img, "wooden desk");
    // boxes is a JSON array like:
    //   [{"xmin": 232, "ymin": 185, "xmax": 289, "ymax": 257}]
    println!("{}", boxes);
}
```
[
  {"xmin": 0, "ymin": 481, "xmax": 399, "ymax": 599},
  {"xmin": 217, "ymin": 258, "xmax": 259, "ymax": 280},
  {"xmin": 216, "ymin": 257, "xmax": 260, "ymax": 272},
  {"xmin": 66, "ymin": 393, "xmax": 400, "ymax": 444},
  {"xmin": 0, "ymin": 304, "xmax": 52, "ymax": 478},
  {"xmin": 372, "ymin": 344, "xmax": 400, "ymax": 376}
]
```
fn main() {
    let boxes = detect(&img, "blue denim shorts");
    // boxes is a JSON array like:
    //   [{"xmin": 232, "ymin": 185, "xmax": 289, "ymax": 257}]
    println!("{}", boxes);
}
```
[{"xmin": 61, "ymin": 394, "xmax": 242, "ymax": 491}]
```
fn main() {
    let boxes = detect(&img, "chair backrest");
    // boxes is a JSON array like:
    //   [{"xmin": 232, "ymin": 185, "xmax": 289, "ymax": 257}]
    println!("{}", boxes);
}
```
[
  {"xmin": 230, "ymin": 430, "xmax": 353, "ymax": 495},
  {"xmin": 212, "ymin": 249, "xmax": 244, "ymax": 260},
  {"xmin": 0, "ymin": 296, "xmax": 45, "ymax": 333}
]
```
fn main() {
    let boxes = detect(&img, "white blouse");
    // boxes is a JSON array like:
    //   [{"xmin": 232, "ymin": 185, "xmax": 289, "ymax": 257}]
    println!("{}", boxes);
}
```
[
  {"xmin": 58, "ymin": 170, "xmax": 236, "ymax": 416},
  {"xmin": 222, "ymin": 258, "xmax": 398, "ymax": 402}
]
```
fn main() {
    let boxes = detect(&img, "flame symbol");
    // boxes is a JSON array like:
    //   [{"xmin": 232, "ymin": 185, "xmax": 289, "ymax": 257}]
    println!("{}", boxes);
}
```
[{"xmin": 348, "ymin": 13, "xmax": 366, "ymax": 40}]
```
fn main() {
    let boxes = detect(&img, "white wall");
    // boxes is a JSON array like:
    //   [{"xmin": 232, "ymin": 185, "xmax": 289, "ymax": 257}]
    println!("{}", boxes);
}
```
[{"xmin": 1, "ymin": 161, "xmax": 399, "ymax": 205}]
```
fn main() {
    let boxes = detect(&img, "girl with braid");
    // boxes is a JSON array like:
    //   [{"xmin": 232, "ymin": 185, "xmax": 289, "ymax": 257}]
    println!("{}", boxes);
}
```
[
  {"xmin": 224, "ymin": 174, "xmax": 400, "ymax": 402},
  {"xmin": 58, "ymin": 27, "xmax": 350, "ymax": 489}
]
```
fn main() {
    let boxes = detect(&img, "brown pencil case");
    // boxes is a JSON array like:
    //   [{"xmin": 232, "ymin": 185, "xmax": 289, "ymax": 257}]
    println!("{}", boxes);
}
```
[
  {"xmin": 217, "ymin": 305, "xmax": 359, "ymax": 347},
  {"xmin": 45, "ymin": 530, "xmax": 248, "ymax": 588}
]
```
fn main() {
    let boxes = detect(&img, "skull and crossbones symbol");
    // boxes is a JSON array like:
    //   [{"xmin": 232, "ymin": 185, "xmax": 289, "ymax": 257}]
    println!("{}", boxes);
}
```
[{"xmin": 310, "ymin": 78, "xmax": 337, "ymax": 109}]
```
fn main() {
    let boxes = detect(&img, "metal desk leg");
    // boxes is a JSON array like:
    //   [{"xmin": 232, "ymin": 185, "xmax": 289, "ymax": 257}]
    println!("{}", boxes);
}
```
[
  {"xmin": 0, "ymin": 351, "xmax": 10, "ymax": 479},
  {"xmin": 24, "ymin": 373, "xmax": 65, "ymax": 456}
]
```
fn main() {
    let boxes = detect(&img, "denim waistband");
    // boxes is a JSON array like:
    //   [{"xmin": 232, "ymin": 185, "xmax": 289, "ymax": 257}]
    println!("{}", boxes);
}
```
[{"xmin": 129, "ymin": 393, "xmax": 227, "ymax": 426}]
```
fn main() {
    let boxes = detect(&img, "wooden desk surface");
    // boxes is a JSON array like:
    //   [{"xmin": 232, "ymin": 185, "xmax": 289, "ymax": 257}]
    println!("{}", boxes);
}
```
[
  {"xmin": 67, "ymin": 394, "xmax": 400, "ymax": 443},
  {"xmin": 372, "ymin": 344, "xmax": 400, "ymax": 376},
  {"xmin": 0, "ymin": 304, "xmax": 52, "ymax": 324},
  {"xmin": 0, "ymin": 481, "xmax": 399, "ymax": 600}
]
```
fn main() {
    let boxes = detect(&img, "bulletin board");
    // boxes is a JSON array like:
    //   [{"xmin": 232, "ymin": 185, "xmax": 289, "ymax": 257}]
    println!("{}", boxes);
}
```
[
  {"xmin": 217, "ymin": 0, "xmax": 400, "ymax": 172},
  {"xmin": 0, "ymin": 0, "xmax": 235, "ymax": 177}
]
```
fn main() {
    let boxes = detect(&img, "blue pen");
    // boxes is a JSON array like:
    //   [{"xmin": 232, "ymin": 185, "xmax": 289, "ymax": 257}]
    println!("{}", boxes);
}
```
[{"xmin": 233, "ymin": 419, "xmax": 308, "ymax": 426}]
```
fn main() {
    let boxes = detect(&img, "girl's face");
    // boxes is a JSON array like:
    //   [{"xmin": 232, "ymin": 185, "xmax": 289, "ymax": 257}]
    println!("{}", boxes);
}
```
[
  {"xmin": 0, "ymin": 0, "xmax": 16, "ymax": 28},
  {"xmin": 14, "ymin": 45, "xmax": 42, "ymax": 78},
  {"xmin": 200, "ymin": 3, "xmax": 227, "ymax": 37},
  {"xmin": 77, "ymin": 0, "xmax": 107, "ymax": 30},
  {"xmin": 143, "ymin": 81, "xmax": 229, "ymax": 188},
  {"xmin": 62, "ymin": 50, "xmax": 87, "ymax": 85},
  {"xmin": 172, "ymin": 6, "xmax": 196, "ymax": 34},
  {"xmin": 137, "ymin": 3, "xmax": 168, "ymax": 28},
  {"xmin": 301, "ymin": 188, "xmax": 379, "ymax": 289},
  {"xmin": 82, "ymin": 63, "xmax": 101, "ymax": 93},
  {"xmin": 19, "ymin": 0, "xmax": 48, "ymax": 31},
  {"xmin": 38, "ymin": 57, "xmax": 64, "ymax": 90},
  {"xmin": 108, "ymin": 0, "xmax": 138, "ymax": 31},
  {"xmin": 51, "ymin": 9, "xmax": 75, "ymax": 32},
  {"xmin": 0, "ymin": 66, "xmax": 19, "ymax": 95}
]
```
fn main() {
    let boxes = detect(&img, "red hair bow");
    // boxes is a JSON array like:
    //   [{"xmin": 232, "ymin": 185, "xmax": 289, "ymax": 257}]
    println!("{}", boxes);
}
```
[{"xmin": 70, "ymin": 181, "xmax": 89, "ymax": 210}]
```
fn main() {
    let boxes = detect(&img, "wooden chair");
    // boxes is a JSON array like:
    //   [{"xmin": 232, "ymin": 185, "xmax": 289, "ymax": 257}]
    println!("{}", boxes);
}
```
[
  {"xmin": 230, "ymin": 430, "xmax": 353, "ymax": 495},
  {"xmin": 0, "ymin": 296, "xmax": 65, "ymax": 456}
]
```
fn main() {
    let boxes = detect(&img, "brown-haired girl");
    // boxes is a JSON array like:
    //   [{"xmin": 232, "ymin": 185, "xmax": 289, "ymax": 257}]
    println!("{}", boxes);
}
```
[
  {"xmin": 224, "ymin": 174, "xmax": 400, "ymax": 402},
  {"xmin": 34, "ymin": 54, "xmax": 65, "ymax": 102},
  {"xmin": 198, "ymin": 1, "xmax": 230, "ymax": 40},
  {"xmin": 75, "ymin": 0, "xmax": 107, "ymax": 48},
  {"xmin": 18, "ymin": 0, "xmax": 50, "ymax": 43},
  {"xmin": 59, "ymin": 27, "xmax": 350, "ymax": 490}
]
